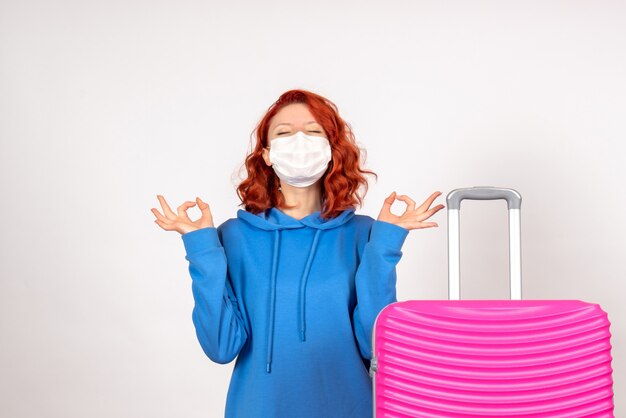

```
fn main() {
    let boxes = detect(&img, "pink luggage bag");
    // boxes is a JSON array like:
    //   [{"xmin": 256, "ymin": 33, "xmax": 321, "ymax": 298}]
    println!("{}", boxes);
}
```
[{"xmin": 370, "ymin": 187, "xmax": 615, "ymax": 417}]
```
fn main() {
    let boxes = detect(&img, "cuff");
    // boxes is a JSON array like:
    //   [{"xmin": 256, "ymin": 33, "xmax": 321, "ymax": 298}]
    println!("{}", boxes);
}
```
[
  {"xmin": 181, "ymin": 227, "xmax": 220, "ymax": 254},
  {"xmin": 370, "ymin": 220, "xmax": 410, "ymax": 249}
]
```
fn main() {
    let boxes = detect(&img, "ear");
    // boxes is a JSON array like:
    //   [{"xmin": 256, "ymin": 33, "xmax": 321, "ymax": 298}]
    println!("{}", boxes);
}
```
[{"xmin": 262, "ymin": 147, "xmax": 272, "ymax": 166}]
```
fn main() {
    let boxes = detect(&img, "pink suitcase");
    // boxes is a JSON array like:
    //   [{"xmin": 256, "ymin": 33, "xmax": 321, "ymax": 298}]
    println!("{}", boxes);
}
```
[{"xmin": 370, "ymin": 187, "xmax": 615, "ymax": 417}]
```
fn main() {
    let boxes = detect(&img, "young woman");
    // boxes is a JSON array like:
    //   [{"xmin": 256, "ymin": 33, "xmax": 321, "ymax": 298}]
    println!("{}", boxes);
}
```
[{"xmin": 151, "ymin": 89, "xmax": 444, "ymax": 417}]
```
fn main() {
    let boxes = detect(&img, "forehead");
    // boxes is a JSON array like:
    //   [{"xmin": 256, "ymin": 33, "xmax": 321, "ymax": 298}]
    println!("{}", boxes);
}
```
[{"xmin": 270, "ymin": 103, "xmax": 320, "ymax": 128}]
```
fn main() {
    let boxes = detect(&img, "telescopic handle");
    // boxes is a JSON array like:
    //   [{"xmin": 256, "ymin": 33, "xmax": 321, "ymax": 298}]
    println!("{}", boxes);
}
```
[{"xmin": 446, "ymin": 186, "xmax": 522, "ymax": 300}]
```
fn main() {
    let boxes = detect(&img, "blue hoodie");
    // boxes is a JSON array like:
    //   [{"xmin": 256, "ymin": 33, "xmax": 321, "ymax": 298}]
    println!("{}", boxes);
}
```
[{"xmin": 181, "ymin": 206, "xmax": 409, "ymax": 418}]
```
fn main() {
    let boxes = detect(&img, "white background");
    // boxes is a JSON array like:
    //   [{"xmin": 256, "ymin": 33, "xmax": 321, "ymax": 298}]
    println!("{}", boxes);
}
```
[{"xmin": 1, "ymin": 0, "xmax": 624, "ymax": 416}]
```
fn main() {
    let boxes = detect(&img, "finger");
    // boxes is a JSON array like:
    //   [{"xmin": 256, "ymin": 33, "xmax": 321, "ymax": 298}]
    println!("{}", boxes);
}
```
[
  {"xmin": 423, "ymin": 222, "xmax": 439, "ymax": 228},
  {"xmin": 416, "ymin": 191, "xmax": 442, "ymax": 213},
  {"xmin": 196, "ymin": 196, "xmax": 212, "ymax": 216},
  {"xmin": 157, "ymin": 195, "xmax": 177, "ymax": 219},
  {"xmin": 177, "ymin": 201, "xmax": 196, "ymax": 221},
  {"xmin": 154, "ymin": 217, "xmax": 175, "ymax": 230},
  {"xmin": 195, "ymin": 197, "xmax": 214, "ymax": 225},
  {"xmin": 396, "ymin": 195, "xmax": 416, "ymax": 212},
  {"xmin": 383, "ymin": 191, "xmax": 396, "ymax": 206},
  {"xmin": 415, "ymin": 204, "xmax": 445, "ymax": 222},
  {"xmin": 379, "ymin": 191, "xmax": 396, "ymax": 215},
  {"xmin": 151, "ymin": 207, "xmax": 172, "ymax": 224},
  {"xmin": 407, "ymin": 221, "xmax": 439, "ymax": 230}
]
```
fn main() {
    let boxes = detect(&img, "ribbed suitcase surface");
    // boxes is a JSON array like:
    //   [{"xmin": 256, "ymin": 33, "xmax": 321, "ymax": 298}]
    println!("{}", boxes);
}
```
[{"xmin": 372, "ymin": 299, "xmax": 614, "ymax": 417}]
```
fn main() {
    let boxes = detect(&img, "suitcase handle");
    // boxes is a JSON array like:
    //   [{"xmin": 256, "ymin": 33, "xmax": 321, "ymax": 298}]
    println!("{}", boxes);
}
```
[
  {"xmin": 446, "ymin": 186, "xmax": 522, "ymax": 300},
  {"xmin": 447, "ymin": 187, "xmax": 521, "ymax": 210}
]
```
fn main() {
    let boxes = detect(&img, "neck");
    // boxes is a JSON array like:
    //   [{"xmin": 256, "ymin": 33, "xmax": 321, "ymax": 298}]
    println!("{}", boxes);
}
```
[{"xmin": 279, "ymin": 181, "xmax": 323, "ymax": 219}]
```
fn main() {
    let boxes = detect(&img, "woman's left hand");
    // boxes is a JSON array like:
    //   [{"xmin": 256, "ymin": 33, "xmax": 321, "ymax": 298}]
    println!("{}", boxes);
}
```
[{"xmin": 377, "ymin": 191, "xmax": 445, "ymax": 230}]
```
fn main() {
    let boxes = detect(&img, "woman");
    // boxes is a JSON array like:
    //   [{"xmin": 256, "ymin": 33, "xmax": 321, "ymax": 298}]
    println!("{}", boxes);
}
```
[{"xmin": 151, "ymin": 89, "xmax": 444, "ymax": 417}]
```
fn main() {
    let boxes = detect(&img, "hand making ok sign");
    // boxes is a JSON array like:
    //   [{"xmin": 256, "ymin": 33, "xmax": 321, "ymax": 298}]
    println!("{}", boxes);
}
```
[{"xmin": 377, "ymin": 191, "xmax": 445, "ymax": 230}]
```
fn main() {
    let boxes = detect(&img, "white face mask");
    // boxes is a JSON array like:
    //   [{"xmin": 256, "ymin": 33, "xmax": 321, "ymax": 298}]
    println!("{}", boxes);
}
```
[{"xmin": 268, "ymin": 131, "xmax": 332, "ymax": 188}]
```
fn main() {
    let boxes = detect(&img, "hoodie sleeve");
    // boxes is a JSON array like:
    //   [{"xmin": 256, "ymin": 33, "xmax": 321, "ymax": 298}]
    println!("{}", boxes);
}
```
[
  {"xmin": 181, "ymin": 226, "xmax": 248, "ymax": 364},
  {"xmin": 352, "ymin": 218, "xmax": 409, "ymax": 360}
]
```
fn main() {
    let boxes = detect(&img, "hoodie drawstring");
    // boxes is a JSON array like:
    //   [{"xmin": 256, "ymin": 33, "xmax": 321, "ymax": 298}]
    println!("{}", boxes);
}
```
[
  {"xmin": 266, "ymin": 230, "xmax": 281, "ymax": 374},
  {"xmin": 266, "ymin": 228, "xmax": 322, "ymax": 374},
  {"xmin": 299, "ymin": 229, "xmax": 321, "ymax": 342}
]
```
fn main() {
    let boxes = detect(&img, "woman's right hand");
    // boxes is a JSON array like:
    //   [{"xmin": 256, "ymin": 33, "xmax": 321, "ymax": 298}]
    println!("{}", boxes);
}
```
[{"xmin": 151, "ymin": 195, "xmax": 214, "ymax": 235}]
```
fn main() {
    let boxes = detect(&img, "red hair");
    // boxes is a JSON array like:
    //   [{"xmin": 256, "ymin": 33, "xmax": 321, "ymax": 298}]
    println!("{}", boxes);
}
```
[{"xmin": 236, "ymin": 89, "xmax": 377, "ymax": 220}]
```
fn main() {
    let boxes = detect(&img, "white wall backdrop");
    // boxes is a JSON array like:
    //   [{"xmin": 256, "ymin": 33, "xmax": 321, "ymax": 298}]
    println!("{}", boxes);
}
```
[{"xmin": 1, "ymin": 0, "xmax": 624, "ymax": 416}]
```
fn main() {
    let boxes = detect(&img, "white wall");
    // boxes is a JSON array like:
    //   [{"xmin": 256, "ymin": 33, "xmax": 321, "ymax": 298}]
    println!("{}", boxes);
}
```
[{"xmin": 1, "ymin": 0, "xmax": 624, "ymax": 416}]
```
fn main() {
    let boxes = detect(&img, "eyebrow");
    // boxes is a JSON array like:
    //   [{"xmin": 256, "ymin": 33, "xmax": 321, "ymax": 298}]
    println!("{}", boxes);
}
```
[{"xmin": 274, "ymin": 121, "xmax": 320, "ymax": 129}]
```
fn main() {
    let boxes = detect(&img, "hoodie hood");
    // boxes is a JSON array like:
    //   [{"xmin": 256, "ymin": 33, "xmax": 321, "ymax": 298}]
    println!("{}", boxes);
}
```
[{"xmin": 237, "ymin": 206, "xmax": 356, "ymax": 373}]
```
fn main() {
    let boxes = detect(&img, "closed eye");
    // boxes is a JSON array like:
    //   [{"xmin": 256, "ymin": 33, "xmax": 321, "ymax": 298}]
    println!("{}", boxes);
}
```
[{"xmin": 277, "ymin": 130, "xmax": 322, "ymax": 135}]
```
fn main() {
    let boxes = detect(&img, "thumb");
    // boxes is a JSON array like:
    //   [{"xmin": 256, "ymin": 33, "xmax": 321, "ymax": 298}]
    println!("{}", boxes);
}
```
[
  {"xmin": 383, "ymin": 191, "xmax": 396, "ymax": 207},
  {"xmin": 196, "ymin": 196, "xmax": 211, "ymax": 213},
  {"xmin": 379, "ymin": 191, "xmax": 396, "ymax": 214}
]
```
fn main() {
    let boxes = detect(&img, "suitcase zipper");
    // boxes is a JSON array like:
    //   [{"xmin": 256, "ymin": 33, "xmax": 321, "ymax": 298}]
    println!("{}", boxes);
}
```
[
  {"xmin": 369, "ymin": 356, "xmax": 378, "ymax": 377},
  {"xmin": 370, "ymin": 303, "xmax": 390, "ymax": 417},
  {"xmin": 369, "ymin": 305, "xmax": 386, "ymax": 378}
]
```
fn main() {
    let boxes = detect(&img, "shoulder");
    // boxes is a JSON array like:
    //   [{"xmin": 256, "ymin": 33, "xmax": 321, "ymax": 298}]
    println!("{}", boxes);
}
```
[
  {"xmin": 215, "ymin": 217, "xmax": 241, "ymax": 244},
  {"xmin": 350, "ymin": 213, "xmax": 376, "ymax": 230},
  {"xmin": 351, "ymin": 212, "xmax": 410, "ymax": 248},
  {"xmin": 216, "ymin": 217, "xmax": 238, "ymax": 233},
  {"xmin": 348, "ymin": 213, "xmax": 376, "ymax": 247}
]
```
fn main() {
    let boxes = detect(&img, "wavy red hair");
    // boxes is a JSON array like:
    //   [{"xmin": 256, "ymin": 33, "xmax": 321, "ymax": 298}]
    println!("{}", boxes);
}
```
[{"xmin": 236, "ymin": 89, "xmax": 377, "ymax": 220}]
